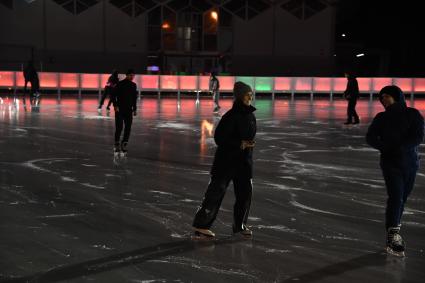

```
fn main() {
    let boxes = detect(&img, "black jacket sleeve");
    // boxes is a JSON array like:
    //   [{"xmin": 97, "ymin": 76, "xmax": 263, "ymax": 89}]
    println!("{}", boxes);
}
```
[
  {"xmin": 214, "ymin": 114, "xmax": 241, "ymax": 149},
  {"xmin": 403, "ymin": 109, "xmax": 425, "ymax": 148},
  {"xmin": 366, "ymin": 112, "xmax": 384, "ymax": 151},
  {"xmin": 132, "ymin": 84, "xmax": 137, "ymax": 112}
]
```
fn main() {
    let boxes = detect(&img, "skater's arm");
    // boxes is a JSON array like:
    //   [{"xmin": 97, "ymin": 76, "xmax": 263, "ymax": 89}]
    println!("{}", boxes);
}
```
[
  {"xmin": 403, "ymin": 110, "xmax": 425, "ymax": 148},
  {"xmin": 366, "ymin": 113, "xmax": 384, "ymax": 151},
  {"xmin": 132, "ymin": 84, "xmax": 137, "ymax": 113},
  {"xmin": 214, "ymin": 116, "xmax": 241, "ymax": 149}
]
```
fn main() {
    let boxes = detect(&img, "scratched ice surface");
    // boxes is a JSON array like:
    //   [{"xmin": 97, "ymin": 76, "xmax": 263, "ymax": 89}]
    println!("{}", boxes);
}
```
[{"xmin": 1, "ymin": 96, "xmax": 424, "ymax": 282}]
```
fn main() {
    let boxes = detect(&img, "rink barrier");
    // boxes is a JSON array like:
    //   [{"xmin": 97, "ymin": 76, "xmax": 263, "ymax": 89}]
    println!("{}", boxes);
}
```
[{"xmin": 1, "ymin": 71, "xmax": 425, "ymax": 100}]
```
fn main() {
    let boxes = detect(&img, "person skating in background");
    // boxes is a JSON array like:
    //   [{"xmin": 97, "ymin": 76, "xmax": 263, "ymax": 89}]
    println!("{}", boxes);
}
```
[
  {"xmin": 193, "ymin": 81, "xmax": 256, "ymax": 238},
  {"xmin": 343, "ymin": 71, "xmax": 360, "ymax": 125},
  {"xmin": 98, "ymin": 70, "xmax": 119, "ymax": 113},
  {"xmin": 209, "ymin": 72, "xmax": 220, "ymax": 113},
  {"xmin": 23, "ymin": 60, "xmax": 40, "ymax": 102},
  {"xmin": 111, "ymin": 69, "xmax": 138, "ymax": 156},
  {"xmin": 366, "ymin": 85, "xmax": 424, "ymax": 256}
]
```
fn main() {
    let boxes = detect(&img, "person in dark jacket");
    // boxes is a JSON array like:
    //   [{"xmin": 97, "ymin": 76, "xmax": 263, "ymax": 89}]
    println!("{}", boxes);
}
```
[
  {"xmin": 343, "ymin": 72, "xmax": 360, "ymax": 124},
  {"xmin": 209, "ymin": 72, "xmax": 220, "ymax": 112},
  {"xmin": 193, "ymin": 81, "xmax": 256, "ymax": 238},
  {"xmin": 366, "ymin": 85, "xmax": 424, "ymax": 256},
  {"xmin": 23, "ymin": 60, "xmax": 40, "ymax": 101},
  {"xmin": 111, "ymin": 69, "xmax": 138, "ymax": 154},
  {"xmin": 98, "ymin": 70, "xmax": 119, "ymax": 112}
]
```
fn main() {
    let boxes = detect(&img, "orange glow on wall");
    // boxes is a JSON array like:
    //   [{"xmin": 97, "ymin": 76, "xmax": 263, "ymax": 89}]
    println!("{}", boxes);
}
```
[
  {"xmin": 372, "ymin": 78, "xmax": 393, "ymax": 92},
  {"xmin": 313, "ymin": 78, "xmax": 332, "ymax": 92},
  {"xmin": 162, "ymin": 22, "xmax": 170, "ymax": 29},
  {"xmin": 179, "ymin": 76, "xmax": 197, "ymax": 90},
  {"xmin": 40, "ymin": 72, "xmax": 58, "ymax": 88},
  {"xmin": 59, "ymin": 73, "xmax": 78, "ymax": 88},
  {"xmin": 81, "ymin": 74, "xmax": 99, "ymax": 89},
  {"xmin": 161, "ymin": 75, "xmax": 178, "ymax": 90},
  {"xmin": 141, "ymin": 75, "xmax": 159, "ymax": 90},
  {"xmin": 274, "ymin": 77, "xmax": 292, "ymax": 92},
  {"xmin": 413, "ymin": 78, "xmax": 425, "ymax": 92},
  {"xmin": 393, "ymin": 78, "xmax": 413, "ymax": 92},
  {"xmin": 217, "ymin": 76, "xmax": 235, "ymax": 91},
  {"xmin": 0, "ymin": 72, "xmax": 14, "ymax": 87},
  {"xmin": 294, "ymin": 77, "xmax": 312, "ymax": 92},
  {"xmin": 199, "ymin": 76, "xmax": 210, "ymax": 91},
  {"xmin": 211, "ymin": 11, "xmax": 218, "ymax": 21}
]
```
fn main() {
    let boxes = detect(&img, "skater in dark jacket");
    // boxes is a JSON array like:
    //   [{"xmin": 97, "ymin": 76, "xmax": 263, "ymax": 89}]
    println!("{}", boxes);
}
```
[
  {"xmin": 209, "ymin": 72, "xmax": 220, "ymax": 112},
  {"xmin": 366, "ymin": 85, "xmax": 424, "ymax": 256},
  {"xmin": 193, "ymin": 81, "xmax": 256, "ymax": 238},
  {"xmin": 111, "ymin": 69, "xmax": 138, "ymax": 154},
  {"xmin": 98, "ymin": 70, "xmax": 119, "ymax": 112},
  {"xmin": 23, "ymin": 61, "xmax": 40, "ymax": 101},
  {"xmin": 344, "ymin": 72, "xmax": 360, "ymax": 124}
]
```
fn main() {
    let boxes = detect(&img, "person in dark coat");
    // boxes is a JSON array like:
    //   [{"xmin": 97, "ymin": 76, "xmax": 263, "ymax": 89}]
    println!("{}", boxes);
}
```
[
  {"xmin": 23, "ymin": 60, "xmax": 40, "ymax": 101},
  {"xmin": 366, "ymin": 85, "xmax": 424, "ymax": 256},
  {"xmin": 209, "ymin": 72, "xmax": 220, "ymax": 112},
  {"xmin": 193, "ymin": 81, "xmax": 256, "ymax": 238},
  {"xmin": 98, "ymin": 70, "xmax": 119, "ymax": 112},
  {"xmin": 111, "ymin": 69, "xmax": 138, "ymax": 154},
  {"xmin": 343, "ymin": 72, "xmax": 360, "ymax": 124}
]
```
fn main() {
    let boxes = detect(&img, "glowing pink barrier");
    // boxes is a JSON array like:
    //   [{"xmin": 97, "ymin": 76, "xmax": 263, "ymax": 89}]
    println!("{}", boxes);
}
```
[
  {"xmin": 16, "ymin": 72, "xmax": 26, "ymax": 87},
  {"xmin": 313, "ymin": 78, "xmax": 332, "ymax": 92},
  {"xmin": 358, "ymin": 78, "xmax": 372, "ymax": 92},
  {"xmin": 141, "ymin": 75, "xmax": 159, "ymax": 90},
  {"xmin": 217, "ymin": 76, "xmax": 235, "ymax": 91},
  {"xmin": 393, "ymin": 78, "xmax": 413, "ymax": 93},
  {"xmin": 199, "ymin": 76, "xmax": 210, "ymax": 91},
  {"xmin": 0, "ymin": 71, "xmax": 14, "ymax": 87},
  {"xmin": 39, "ymin": 72, "xmax": 58, "ymax": 88},
  {"xmin": 59, "ymin": 73, "xmax": 78, "ymax": 88},
  {"xmin": 179, "ymin": 76, "xmax": 197, "ymax": 90},
  {"xmin": 332, "ymin": 78, "xmax": 346, "ymax": 92},
  {"xmin": 81, "ymin": 74, "xmax": 100, "ymax": 89},
  {"xmin": 161, "ymin": 75, "xmax": 178, "ymax": 90},
  {"xmin": 100, "ymin": 74, "xmax": 110, "ymax": 88},
  {"xmin": 413, "ymin": 78, "xmax": 425, "ymax": 92},
  {"xmin": 372, "ymin": 78, "xmax": 393, "ymax": 92},
  {"xmin": 294, "ymin": 77, "xmax": 313, "ymax": 92},
  {"xmin": 274, "ymin": 77, "xmax": 292, "ymax": 92}
]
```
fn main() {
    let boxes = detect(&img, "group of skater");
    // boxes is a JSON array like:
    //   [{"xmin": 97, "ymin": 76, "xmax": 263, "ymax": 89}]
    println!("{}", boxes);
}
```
[
  {"xmin": 20, "ymin": 63, "xmax": 424, "ymax": 257},
  {"xmin": 108, "ymin": 68, "xmax": 423, "ymax": 257}
]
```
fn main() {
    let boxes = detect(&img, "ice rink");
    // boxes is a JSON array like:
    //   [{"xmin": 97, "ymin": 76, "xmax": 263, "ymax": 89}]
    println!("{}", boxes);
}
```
[{"xmin": 1, "ymin": 96, "xmax": 424, "ymax": 282}]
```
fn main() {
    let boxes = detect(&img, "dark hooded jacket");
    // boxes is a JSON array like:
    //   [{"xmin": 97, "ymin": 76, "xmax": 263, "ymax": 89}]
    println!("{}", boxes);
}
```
[
  {"xmin": 210, "ymin": 100, "xmax": 257, "ymax": 178},
  {"xmin": 112, "ymin": 78, "xmax": 137, "ymax": 113},
  {"xmin": 344, "ymin": 75, "xmax": 359, "ymax": 101},
  {"xmin": 366, "ymin": 86, "xmax": 424, "ymax": 168}
]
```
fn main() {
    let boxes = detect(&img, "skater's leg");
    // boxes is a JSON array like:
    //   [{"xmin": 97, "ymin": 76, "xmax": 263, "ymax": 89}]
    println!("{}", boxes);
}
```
[
  {"xmin": 193, "ymin": 175, "xmax": 232, "ymax": 229},
  {"xmin": 99, "ymin": 89, "xmax": 108, "ymax": 108},
  {"xmin": 399, "ymin": 168, "xmax": 418, "ymax": 224},
  {"xmin": 114, "ymin": 112, "xmax": 124, "ymax": 144},
  {"xmin": 232, "ymin": 176, "xmax": 253, "ymax": 233},
  {"xmin": 122, "ymin": 113, "xmax": 133, "ymax": 143},
  {"xmin": 382, "ymin": 166, "xmax": 404, "ymax": 230},
  {"xmin": 352, "ymin": 100, "xmax": 359, "ymax": 123},
  {"xmin": 346, "ymin": 100, "xmax": 354, "ymax": 123}
]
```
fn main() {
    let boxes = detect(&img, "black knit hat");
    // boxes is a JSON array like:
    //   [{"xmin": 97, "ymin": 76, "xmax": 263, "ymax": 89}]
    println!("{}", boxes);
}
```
[
  {"xmin": 126, "ymin": 69, "xmax": 135, "ymax": 75},
  {"xmin": 233, "ymin": 81, "xmax": 252, "ymax": 100},
  {"xmin": 379, "ymin": 85, "xmax": 405, "ymax": 104}
]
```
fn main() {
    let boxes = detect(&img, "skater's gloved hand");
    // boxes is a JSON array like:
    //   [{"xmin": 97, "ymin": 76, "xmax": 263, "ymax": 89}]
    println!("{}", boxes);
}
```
[{"xmin": 240, "ymin": 140, "xmax": 255, "ymax": 150}]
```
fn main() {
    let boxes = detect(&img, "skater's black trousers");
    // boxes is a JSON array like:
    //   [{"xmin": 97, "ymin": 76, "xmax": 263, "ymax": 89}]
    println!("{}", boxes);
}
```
[
  {"xmin": 115, "ymin": 111, "xmax": 133, "ymax": 143},
  {"xmin": 99, "ymin": 86, "xmax": 114, "ymax": 108},
  {"xmin": 193, "ymin": 174, "xmax": 252, "ymax": 233},
  {"xmin": 346, "ymin": 99, "xmax": 359, "ymax": 123},
  {"xmin": 382, "ymin": 164, "xmax": 417, "ymax": 229}
]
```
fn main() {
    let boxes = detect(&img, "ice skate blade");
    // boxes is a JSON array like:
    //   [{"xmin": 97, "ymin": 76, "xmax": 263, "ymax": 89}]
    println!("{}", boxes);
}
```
[
  {"xmin": 191, "ymin": 231, "xmax": 215, "ymax": 241},
  {"xmin": 386, "ymin": 247, "xmax": 405, "ymax": 257}
]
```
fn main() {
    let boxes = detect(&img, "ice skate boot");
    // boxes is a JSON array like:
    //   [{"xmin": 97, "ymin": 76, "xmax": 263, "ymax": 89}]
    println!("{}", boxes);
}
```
[
  {"xmin": 192, "ymin": 228, "xmax": 215, "ymax": 240},
  {"xmin": 113, "ymin": 143, "xmax": 121, "ymax": 157},
  {"xmin": 386, "ymin": 227, "xmax": 405, "ymax": 257},
  {"xmin": 120, "ymin": 141, "xmax": 128, "ymax": 157}
]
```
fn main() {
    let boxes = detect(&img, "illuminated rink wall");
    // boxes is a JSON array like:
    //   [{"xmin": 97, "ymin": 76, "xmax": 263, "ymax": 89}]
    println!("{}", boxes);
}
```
[{"xmin": 1, "ymin": 71, "xmax": 425, "ymax": 99}]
